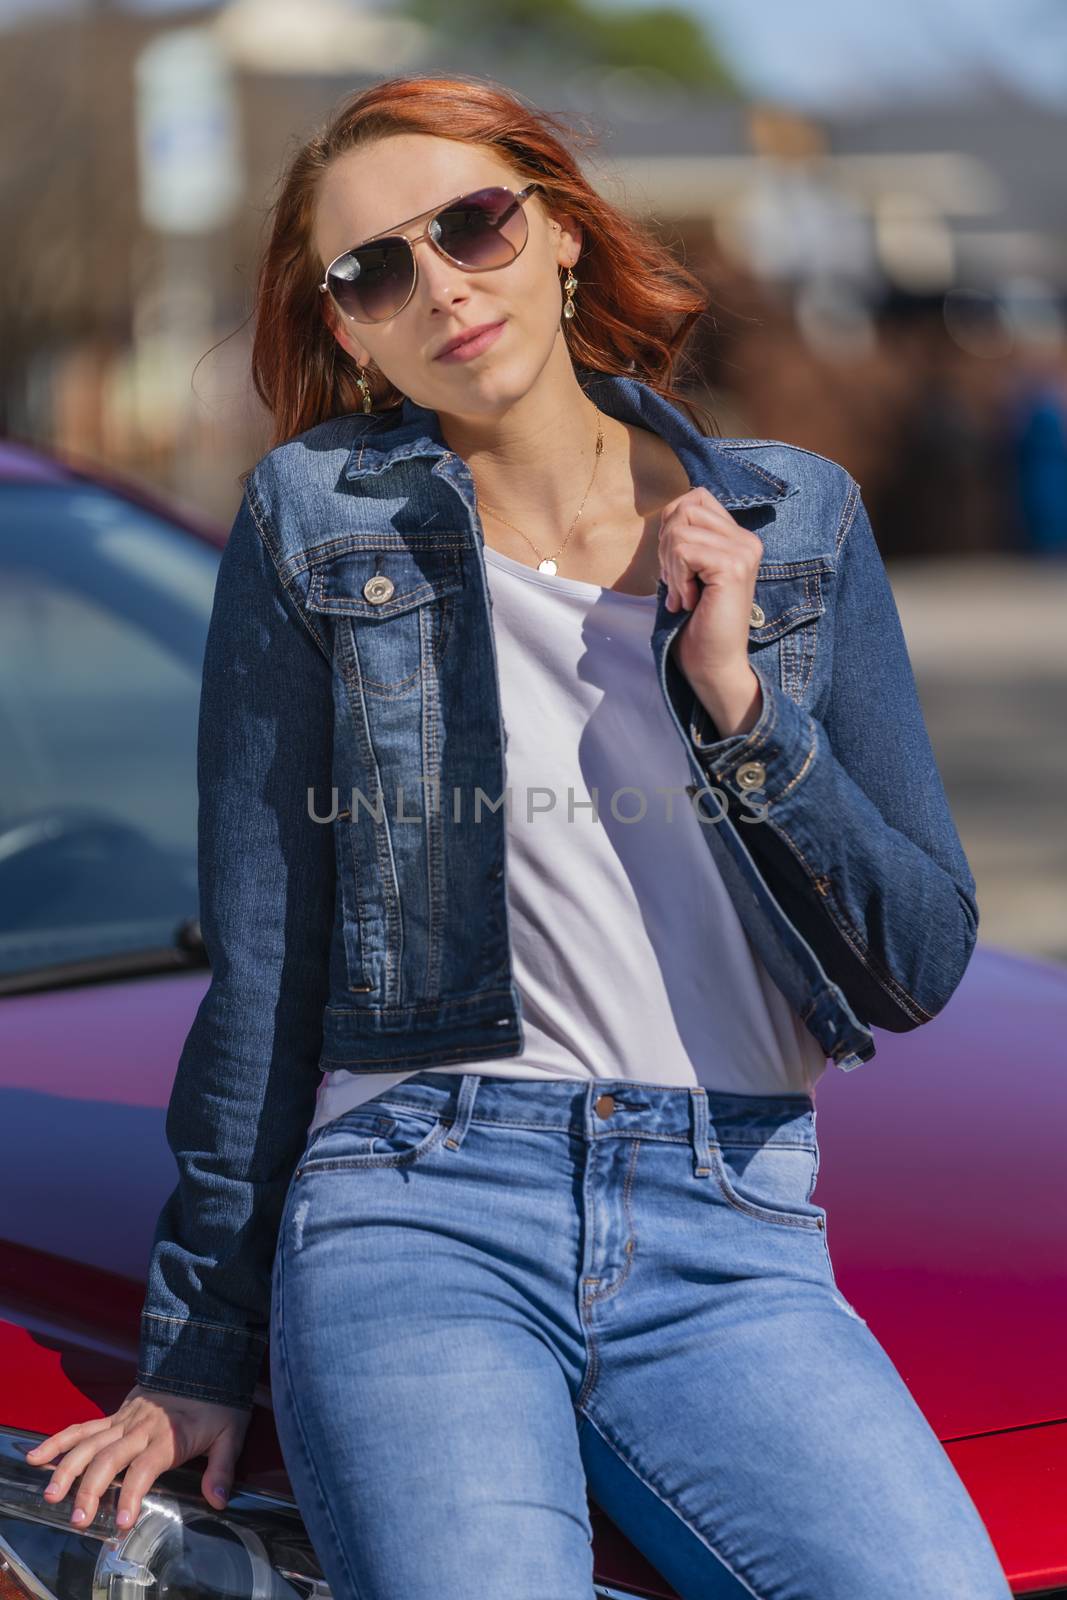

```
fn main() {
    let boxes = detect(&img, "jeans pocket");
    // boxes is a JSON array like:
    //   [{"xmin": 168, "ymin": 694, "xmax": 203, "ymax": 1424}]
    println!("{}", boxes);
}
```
[
  {"xmin": 709, "ymin": 1136, "xmax": 826, "ymax": 1231},
  {"xmin": 295, "ymin": 1103, "xmax": 448, "ymax": 1176}
]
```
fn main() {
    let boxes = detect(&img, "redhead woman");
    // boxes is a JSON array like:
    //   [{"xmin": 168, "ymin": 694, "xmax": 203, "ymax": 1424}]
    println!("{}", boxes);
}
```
[{"xmin": 26, "ymin": 75, "xmax": 1011, "ymax": 1600}]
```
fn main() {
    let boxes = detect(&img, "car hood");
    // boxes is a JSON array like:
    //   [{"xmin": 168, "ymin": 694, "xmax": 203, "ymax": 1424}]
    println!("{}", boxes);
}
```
[
  {"xmin": 3, "ymin": 945, "xmax": 1066, "ymax": 1475},
  {"xmin": 810, "ymin": 943, "xmax": 1067, "ymax": 1440}
]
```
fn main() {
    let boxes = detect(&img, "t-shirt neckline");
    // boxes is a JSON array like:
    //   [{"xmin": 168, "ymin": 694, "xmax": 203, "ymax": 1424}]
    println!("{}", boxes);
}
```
[{"xmin": 482, "ymin": 541, "xmax": 659, "ymax": 605}]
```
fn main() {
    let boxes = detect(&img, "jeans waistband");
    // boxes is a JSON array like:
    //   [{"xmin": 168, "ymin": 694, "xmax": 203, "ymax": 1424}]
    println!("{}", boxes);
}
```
[{"xmin": 361, "ymin": 1071, "xmax": 817, "ymax": 1175}]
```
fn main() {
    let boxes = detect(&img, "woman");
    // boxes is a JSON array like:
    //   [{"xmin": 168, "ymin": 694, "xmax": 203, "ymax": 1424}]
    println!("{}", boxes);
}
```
[{"xmin": 26, "ymin": 74, "xmax": 1011, "ymax": 1600}]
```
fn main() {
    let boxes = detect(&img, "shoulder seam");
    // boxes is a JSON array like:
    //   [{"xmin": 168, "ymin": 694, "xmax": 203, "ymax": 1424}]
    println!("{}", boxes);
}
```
[
  {"xmin": 834, "ymin": 474, "xmax": 863, "ymax": 560},
  {"xmin": 243, "ymin": 473, "xmax": 331, "ymax": 661},
  {"xmin": 719, "ymin": 438, "xmax": 852, "ymax": 474}
]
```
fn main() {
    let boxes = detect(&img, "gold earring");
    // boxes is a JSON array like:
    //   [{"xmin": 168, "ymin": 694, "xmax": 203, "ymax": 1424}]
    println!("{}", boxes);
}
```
[
  {"xmin": 562, "ymin": 267, "xmax": 578, "ymax": 320},
  {"xmin": 356, "ymin": 367, "xmax": 373, "ymax": 414}
]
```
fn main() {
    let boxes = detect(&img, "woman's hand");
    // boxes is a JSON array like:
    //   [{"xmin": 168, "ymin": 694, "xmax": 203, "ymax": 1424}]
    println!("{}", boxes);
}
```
[
  {"xmin": 24, "ymin": 1384, "xmax": 251, "ymax": 1531},
  {"xmin": 660, "ymin": 486, "xmax": 764, "ymax": 737}
]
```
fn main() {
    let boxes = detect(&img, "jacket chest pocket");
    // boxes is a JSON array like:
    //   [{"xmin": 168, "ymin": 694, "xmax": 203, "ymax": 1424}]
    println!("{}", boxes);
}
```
[
  {"xmin": 305, "ymin": 541, "xmax": 466, "ymax": 697},
  {"xmin": 748, "ymin": 556, "xmax": 832, "ymax": 703}
]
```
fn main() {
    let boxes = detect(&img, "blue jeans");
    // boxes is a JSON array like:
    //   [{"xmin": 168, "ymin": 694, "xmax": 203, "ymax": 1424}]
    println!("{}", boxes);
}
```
[{"xmin": 269, "ymin": 1072, "xmax": 1012, "ymax": 1599}]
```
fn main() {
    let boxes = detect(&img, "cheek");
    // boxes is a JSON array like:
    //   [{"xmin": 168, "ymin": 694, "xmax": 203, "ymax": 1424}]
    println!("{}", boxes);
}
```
[{"xmin": 506, "ymin": 243, "xmax": 559, "ymax": 312}]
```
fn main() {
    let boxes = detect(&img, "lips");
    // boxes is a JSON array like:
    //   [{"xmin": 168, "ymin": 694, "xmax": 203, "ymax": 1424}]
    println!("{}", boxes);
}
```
[{"xmin": 436, "ymin": 320, "xmax": 506, "ymax": 359}]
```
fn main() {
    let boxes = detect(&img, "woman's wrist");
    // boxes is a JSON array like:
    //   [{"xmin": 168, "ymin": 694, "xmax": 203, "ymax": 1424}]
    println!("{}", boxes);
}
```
[{"xmin": 689, "ymin": 663, "xmax": 763, "ymax": 740}]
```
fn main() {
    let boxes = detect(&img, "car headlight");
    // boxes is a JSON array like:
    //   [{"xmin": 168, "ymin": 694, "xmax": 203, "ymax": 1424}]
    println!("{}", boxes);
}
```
[
  {"xmin": 0, "ymin": 1424, "xmax": 324, "ymax": 1600},
  {"xmin": 3, "ymin": 1423, "xmax": 653, "ymax": 1600}
]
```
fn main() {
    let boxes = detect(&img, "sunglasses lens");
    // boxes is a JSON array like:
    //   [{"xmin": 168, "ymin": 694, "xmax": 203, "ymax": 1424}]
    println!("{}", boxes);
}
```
[
  {"xmin": 327, "ymin": 238, "xmax": 414, "ymax": 323},
  {"xmin": 324, "ymin": 187, "xmax": 529, "ymax": 323},
  {"xmin": 432, "ymin": 187, "xmax": 529, "ymax": 269}
]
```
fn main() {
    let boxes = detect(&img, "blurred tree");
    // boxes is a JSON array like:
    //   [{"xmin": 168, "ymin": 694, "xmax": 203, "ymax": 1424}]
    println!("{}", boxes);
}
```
[{"xmin": 402, "ymin": 0, "xmax": 737, "ymax": 92}]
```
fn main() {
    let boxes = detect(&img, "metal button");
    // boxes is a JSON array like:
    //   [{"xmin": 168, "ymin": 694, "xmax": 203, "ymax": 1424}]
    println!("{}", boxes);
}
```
[
  {"xmin": 735, "ymin": 760, "xmax": 767, "ymax": 789},
  {"xmin": 362, "ymin": 574, "xmax": 395, "ymax": 604},
  {"xmin": 594, "ymin": 1093, "xmax": 616, "ymax": 1119},
  {"xmin": 750, "ymin": 602, "xmax": 765, "ymax": 627}
]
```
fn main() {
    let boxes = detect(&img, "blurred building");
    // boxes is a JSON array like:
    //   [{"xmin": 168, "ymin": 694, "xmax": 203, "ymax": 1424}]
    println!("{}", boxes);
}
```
[{"xmin": 1, "ymin": 0, "xmax": 1066, "ymax": 556}]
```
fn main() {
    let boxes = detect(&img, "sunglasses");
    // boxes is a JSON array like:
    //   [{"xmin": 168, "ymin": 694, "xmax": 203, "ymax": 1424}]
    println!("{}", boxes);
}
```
[{"xmin": 318, "ymin": 182, "xmax": 545, "ymax": 325}]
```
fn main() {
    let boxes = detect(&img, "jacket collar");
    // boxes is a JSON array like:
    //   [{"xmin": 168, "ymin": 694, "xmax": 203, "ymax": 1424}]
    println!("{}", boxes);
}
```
[{"xmin": 342, "ymin": 369, "xmax": 796, "ymax": 510}]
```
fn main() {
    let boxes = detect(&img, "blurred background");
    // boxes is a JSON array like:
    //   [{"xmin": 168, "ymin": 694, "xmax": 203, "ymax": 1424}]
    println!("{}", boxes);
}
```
[{"xmin": 1, "ymin": 0, "xmax": 1065, "ymax": 972}]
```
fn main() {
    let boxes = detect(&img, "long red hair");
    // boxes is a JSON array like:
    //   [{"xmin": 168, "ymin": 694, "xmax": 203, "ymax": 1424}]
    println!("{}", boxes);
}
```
[{"xmin": 250, "ymin": 72, "xmax": 718, "ymax": 448}]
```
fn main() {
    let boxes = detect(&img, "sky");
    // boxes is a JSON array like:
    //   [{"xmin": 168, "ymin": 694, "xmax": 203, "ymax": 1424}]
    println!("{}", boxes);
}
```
[
  {"xmin": 696, "ymin": 0, "xmax": 1067, "ymax": 111},
  {"xmin": 0, "ymin": 0, "xmax": 1064, "ymax": 113}
]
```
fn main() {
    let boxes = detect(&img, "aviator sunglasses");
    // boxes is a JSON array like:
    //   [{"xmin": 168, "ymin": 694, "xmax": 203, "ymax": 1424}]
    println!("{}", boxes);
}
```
[{"xmin": 318, "ymin": 182, "xmax": 545, "ymax": 325}]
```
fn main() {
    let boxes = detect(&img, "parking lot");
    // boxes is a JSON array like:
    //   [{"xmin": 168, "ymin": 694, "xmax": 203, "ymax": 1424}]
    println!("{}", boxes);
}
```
[{"xmin": 890, "ymin": 553, "xmax": 1067, "ymax": 966}]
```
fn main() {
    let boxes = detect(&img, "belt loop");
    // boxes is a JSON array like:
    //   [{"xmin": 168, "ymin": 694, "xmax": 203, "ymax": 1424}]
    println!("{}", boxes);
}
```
[
  {"xmin": 689, "ymin": 1086, "xmax": 712, "ymax": 1178},
  {"xmin": 444, "ymin": 1073, "xmax": 480, "ymax": 1151}
]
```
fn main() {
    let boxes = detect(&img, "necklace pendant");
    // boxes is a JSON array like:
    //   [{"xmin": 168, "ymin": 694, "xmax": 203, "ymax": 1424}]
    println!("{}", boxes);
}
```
[{"xmin": 537, "ymin": 558, "xmax": 559, "ymax": 575}]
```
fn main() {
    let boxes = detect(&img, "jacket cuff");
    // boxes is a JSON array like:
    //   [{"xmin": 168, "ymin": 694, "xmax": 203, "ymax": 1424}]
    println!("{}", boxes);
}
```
[
  {"xmin": 137, "ymin": 1311, "xmax": 267, "ymax": 1411},
  {"xmin": 687, "ymin": 658, "xmax": 818, "ymax": 806}
]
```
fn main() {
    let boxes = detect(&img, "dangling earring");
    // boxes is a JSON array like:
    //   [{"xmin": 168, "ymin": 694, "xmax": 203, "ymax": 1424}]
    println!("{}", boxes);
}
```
[
  {"xmin": 356, "ymin": 367, "xmax": 373, "ymax": 414},
  {"xmin": 562, "ymin": 267, "xmax": 578, "ymax": 320}
]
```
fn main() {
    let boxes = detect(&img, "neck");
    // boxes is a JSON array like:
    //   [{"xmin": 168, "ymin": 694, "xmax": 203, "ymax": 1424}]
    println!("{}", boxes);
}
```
[{"xmin": 434, "ymin": 351, "xmax": 619, "ymax": 542}]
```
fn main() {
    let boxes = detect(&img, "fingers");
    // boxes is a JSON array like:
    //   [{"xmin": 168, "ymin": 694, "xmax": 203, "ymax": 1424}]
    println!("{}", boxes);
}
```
[
  {"xmin": 25, "ymin": 1415, "xmax": 115, "ymax": 1465},
  {"xmin": 26, "ymin": 1401, "xmax": 176, "ymax": 1532},
  {"xmin": 660, "ymin": 506, "xmax": 762, "ymax": 614},
  {"xmin": 113, "ymin": 1442, "xmax": 176, "ymax": 1529},
  {"xmin": 26, "ymin": 1392, "xmax": 251, "ymax": 1535},
  {"xmin": 69, "ymin": 1432, "xmax": 158, "ymax": 1529},
  {"xmin": 662, "ymin": 535, "xmax": 754, "ymax": 612},
  {"xmin": 38, "ymin": 1423, "xmax": 155, "ymax": 1529},
  {"xmin": 202, "ymin": 1427, "xmax": 242, "ymax": 1510},
  {"xmin": 658, "ymin": 484, "xmax": 725, "ymax": 522},
  {"xmin": 34, "ymin": 1421, "xmax": 127, "ymax": 1513}
]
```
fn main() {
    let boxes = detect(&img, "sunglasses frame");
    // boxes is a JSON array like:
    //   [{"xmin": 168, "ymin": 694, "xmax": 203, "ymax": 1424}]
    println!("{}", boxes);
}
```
[{"xmin": 318, "ymin": 181, "xmax": 546, "ymax": 325}]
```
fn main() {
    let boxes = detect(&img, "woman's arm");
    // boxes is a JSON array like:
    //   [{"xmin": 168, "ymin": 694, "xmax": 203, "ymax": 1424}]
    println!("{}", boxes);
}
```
[
  {"xmin": 685, "ymin": 480, "xmax": 979, "ymax": 1033},
  {"xmin": 137, "ymin": 485, "xmax": 336, "ymax": 1411}
]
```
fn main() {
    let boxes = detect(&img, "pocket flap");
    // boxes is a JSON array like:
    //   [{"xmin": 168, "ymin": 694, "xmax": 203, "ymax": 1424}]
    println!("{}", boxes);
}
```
[
  {"xmin": 750, "ymin": 556, "xmax": 831, "ymax": 643},
  {"xmin": 306, "ymin": 544, "xmax": 465, "ymax": 619}
]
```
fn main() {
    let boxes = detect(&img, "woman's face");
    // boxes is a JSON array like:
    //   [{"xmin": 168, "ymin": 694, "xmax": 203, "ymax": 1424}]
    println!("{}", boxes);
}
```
[{"xmin": 312, "ymin": 132, "xmax": 582, "ymax": 417}]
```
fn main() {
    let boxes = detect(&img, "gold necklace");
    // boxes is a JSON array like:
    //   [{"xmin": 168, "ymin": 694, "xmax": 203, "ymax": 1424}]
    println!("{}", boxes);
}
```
[{"xmin": 475, "ymin": 404, "xmax": 604, "ymax": 576}]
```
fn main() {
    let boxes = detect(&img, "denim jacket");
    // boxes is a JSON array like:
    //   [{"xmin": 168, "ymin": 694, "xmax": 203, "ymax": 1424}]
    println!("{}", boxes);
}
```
[{"xmin": 137, "ymin": 368, "xmax": 978, "ymax": 1409}]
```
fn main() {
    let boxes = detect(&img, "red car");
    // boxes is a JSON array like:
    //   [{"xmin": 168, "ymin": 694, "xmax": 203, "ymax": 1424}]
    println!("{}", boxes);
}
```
[{"xmin": 1, "ymin": 438, "xmax": 1065, "ymax": 1599}]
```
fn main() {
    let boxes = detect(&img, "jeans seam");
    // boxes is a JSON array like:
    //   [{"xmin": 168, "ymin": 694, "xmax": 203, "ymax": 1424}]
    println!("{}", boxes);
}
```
[
  {"xmin": 708, "ymin": 1142, "xmax": 824, "ymax": 1231},
  {"xmin": 140, "ymin": 1312, "xmax": 268, "ymax": 1342},
  {"xmin": 245, "ymin": 475, "xmax": 331, "ymax": 661},
  {"xmin": 295, "ymin": 1115, "xmax": 450, "ymax": 1175},
  {"xmin": 576, "ymin": 1408, "xmax": 771, "ymax": 1600},
  {"xmin": 135, "ymin": 1372, "xmax": 252, "ymax": 1406},
  {"xmin": 273, "ymin": 1213, "xmax": 369, "ymax": 1600},
  {"xmin": 574, "ymin": 1137, "xmax": 603, "ymax": 1415},
  {"xmin": 834, "ymin": 473, "xmax": 862, "ymax": 557},
  {"xmin": 759, "ymin": 811, "xmax": 935, "ymax": 1024},
  {"xmin": 584, "ymin": 1138, "xmax": 641, "ymax": 1303}
]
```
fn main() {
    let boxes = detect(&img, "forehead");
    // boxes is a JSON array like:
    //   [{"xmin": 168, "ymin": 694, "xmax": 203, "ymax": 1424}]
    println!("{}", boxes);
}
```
[{"xmin": 315, "ymin": 135, "xmax": 523, "ymax": 256}]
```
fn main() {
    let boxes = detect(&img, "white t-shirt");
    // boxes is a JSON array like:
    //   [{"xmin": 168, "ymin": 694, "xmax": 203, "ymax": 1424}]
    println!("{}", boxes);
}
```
[{"xmin": 307, "ymin": 542, "xmax": 827, "ymax": 1136}]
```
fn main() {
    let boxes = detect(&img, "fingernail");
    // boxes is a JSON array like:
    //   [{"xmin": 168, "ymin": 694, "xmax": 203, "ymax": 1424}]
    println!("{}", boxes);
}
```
[
  {"xmin": 72, "ymin": 1508, "xmax": 86, "ymax": 1524},
  {"xmin": 213, "ymin": 1486, "xmax": 228, "ymax": 1503},
  {"xmin": 117, "ymin": 1509, "xmax": 132, "ymax": 1527}
]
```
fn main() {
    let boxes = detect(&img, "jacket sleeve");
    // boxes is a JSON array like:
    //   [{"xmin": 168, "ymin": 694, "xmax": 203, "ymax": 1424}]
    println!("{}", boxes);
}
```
[
  {"xmin": 682, "ymin": 477, "xmax": 979, "ymax": 1033},
  {"xmin": 136, "ymin": 480, "xmax": 335, "ymax": 1410}
]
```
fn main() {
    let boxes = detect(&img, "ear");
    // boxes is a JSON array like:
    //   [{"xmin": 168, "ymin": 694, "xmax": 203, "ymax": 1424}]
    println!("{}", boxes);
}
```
[
  {"xmin": 320, "ymin": 291, "xmax": 371, "ymax": 366},
  {"xmin": 549, "ymin": 210, "xmax": 583, "ymax": 269}
]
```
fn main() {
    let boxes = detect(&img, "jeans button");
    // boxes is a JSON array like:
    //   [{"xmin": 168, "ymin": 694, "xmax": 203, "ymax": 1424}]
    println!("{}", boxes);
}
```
[{"xmin": 594, "ymin": 1093, "xmax": 616, "ymax": 1119}]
